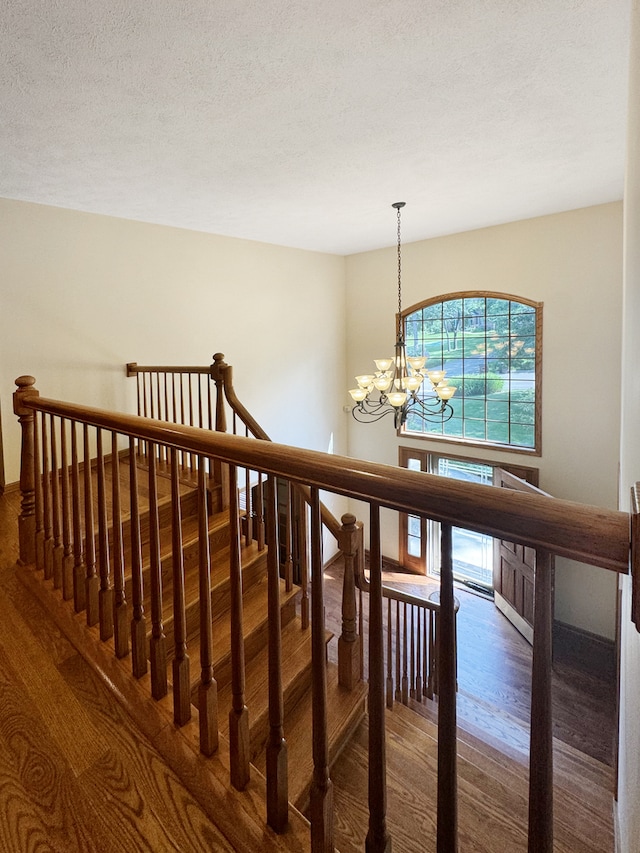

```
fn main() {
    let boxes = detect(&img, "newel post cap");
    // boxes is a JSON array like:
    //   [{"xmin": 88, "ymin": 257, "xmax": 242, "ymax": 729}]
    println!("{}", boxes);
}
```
[{"xmin": 13, "ymin": 375, "xmax": 39, "ymax": 416}]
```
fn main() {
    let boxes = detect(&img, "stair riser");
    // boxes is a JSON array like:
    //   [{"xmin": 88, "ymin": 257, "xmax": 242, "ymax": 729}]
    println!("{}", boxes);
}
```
[
  {"xmin": 182, "ymin": 597, "xmax": 298, "ymax": 693},
  {"xmin": 247, "ymin": 653, "xmax": 315, "ymax": 763},
  {"xmin": 121, "ymin": 520, "xmax": 234, "ymax": 606}
]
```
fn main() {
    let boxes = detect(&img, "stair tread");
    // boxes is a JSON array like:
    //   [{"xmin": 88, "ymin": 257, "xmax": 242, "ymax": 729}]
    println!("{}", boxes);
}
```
[
  {"xmin": 253, "ymin": 664, "xmax": 368, "ymax": 810},
  {"xmin": 214, "ymin": 618, "xmax": 333, "ymax": 742},
  {"xmin": 184, "ymin": 575, "xmax": 299, "ymax": 673}
]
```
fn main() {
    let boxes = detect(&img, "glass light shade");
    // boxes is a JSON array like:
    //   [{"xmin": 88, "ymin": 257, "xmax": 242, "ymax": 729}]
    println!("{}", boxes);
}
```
[
  {"xmin": 349, "ymin": 388, "xmax": 368, "ymax": 402},
  {"xmin": 402, "ymin": 375, "xmax": 422, "ymax": 391},
  {"xmin": 356, "ymin": 375, "xmax": 374, "ymax": 389},
  {"xmin": 437, "ymin": 385, "xmax": 456, "ymax": 400},
  {"xmin": 374, "ymin": 358, "xmax": 394, "ymax": 372},
  {"xmin": 427, "ymin": 370, "xmax": 445, "ymax": 384},
  {"xmin": 374, "ymin": 375, "xmax": 392, "ymax": 391},
  {"xmin": 407, "ymin": 356, "xmax": 427, "ymax": 370},
  {"xmin": 387, "ymin": 391, "xmax": 407, "ymax": 408}
]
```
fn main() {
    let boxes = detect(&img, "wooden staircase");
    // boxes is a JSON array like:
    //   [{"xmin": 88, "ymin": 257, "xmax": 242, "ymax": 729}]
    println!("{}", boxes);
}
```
[{"xmin": 28, "ymin": 453, "xmax": 367, "ymax": 834}]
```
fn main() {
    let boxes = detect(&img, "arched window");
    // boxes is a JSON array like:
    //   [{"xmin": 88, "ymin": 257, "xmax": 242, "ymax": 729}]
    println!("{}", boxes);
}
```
[{"xmin": 402, "ymin": 292, "xmax": 542, "ymax": 453}]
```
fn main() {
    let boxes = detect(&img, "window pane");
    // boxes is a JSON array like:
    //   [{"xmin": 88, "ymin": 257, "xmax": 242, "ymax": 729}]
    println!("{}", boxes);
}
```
[
  {"xmin": 402, "ymin": 293, "xmax": 540, "ymax": 450},
  {"xmin": 408, "ymin": 536, "xmax": 421, "ymax": 557}
]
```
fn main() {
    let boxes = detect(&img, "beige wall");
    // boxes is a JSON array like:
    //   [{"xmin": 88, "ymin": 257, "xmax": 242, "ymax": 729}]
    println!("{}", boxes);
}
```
[
  {"xmin": 0, "ymin": 198, "xmax": 349, "ymax": 529},
  {"xmin": 346, "ymin": 203, "xmax": 623, "ymax": 640},
  {"xmin": 618, "ymin": 1, "xmax": 640, "ymax": 849}
]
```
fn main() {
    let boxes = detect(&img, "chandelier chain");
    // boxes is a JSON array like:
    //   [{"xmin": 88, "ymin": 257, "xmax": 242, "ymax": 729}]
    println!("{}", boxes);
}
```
[{"xmin": 397, "ymin": 204, "xmax": 402, "ymax": 336}]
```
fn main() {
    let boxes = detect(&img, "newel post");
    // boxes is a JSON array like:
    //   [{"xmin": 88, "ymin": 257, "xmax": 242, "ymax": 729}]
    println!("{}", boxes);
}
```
[
  {"xmin": 210, "ymin": 353, "xmax": 228, "ymax": 434},
  {"xmin": 13, "ymin": 376, "xmax": 39, "ymax": 566},
  {"xmin": 337, "ymin": 513, "xmax": 362, "ymax": 690},
  {"xmin": 210, "ymin": 353, "xmax": 230, "ymax": 509}
]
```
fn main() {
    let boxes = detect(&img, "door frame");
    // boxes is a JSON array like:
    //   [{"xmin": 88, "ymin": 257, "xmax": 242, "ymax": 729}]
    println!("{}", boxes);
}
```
[{"xmin": 398, "ymin": 446, "xmax": 539, "ymax": 578}]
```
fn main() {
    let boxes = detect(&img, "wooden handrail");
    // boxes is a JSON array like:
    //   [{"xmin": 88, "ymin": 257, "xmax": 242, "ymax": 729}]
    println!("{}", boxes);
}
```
[
  {"xmin": 17, "ymin": 391, "xmax": 629, "ymax": 575},
  {"xmin": 127, "ymin": 362, "xmax": 212, "ymax": 375}
]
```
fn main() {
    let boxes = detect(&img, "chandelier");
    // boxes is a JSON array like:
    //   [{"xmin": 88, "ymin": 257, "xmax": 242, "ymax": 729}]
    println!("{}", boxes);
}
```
[{"xmin": 349, "ymin": 202, "xmax": 457, "ymax": 429}]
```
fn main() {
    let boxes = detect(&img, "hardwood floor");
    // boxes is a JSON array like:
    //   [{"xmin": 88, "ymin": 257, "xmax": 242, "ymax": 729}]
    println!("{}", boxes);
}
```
[
  {"xmin": 323, "ymin": 561, "xmax": 616, "ymax": 765},
  {"xmin": 322, "ymin": 560, "xmax": 616, "ymax": 852}
]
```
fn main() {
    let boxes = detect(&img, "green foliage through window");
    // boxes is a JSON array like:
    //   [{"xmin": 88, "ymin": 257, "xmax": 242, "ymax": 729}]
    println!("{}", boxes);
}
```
[{"xmin": 402, "ymin": 294, "xmax": 541, "ymax": 451}]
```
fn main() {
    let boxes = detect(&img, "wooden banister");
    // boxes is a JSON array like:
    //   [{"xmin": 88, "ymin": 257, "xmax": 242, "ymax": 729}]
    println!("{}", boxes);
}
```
[{"xmin": 16, "ymin": 392, "xmax": 629, "ymax": 575}]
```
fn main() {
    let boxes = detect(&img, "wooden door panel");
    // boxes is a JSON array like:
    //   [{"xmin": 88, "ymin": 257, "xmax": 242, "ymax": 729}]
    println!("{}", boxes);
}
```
[{"xmin": 494, "ymin": 468, "xmax": 553, "ymax": 644}]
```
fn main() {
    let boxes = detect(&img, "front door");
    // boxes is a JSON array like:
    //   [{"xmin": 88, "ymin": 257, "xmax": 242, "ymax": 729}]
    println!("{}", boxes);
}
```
[{"xmin": 493, "ymin": 468, "xmax": 553, "ymax": 644}]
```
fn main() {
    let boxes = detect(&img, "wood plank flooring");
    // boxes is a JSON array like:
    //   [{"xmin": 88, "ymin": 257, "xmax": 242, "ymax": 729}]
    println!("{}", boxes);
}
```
[{"xmin": 322, "ymin": 560, "xmax": 616, "ymax": 852}]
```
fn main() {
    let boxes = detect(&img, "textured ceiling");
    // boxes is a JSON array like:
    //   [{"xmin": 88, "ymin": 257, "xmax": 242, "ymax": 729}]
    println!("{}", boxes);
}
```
[{"xmin": 0, "ymin": 0, "xmax": 631, "ymax": 254}]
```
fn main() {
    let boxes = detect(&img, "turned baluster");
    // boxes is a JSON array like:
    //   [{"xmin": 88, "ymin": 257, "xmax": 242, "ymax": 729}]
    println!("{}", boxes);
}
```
[
  {"xmin": 337, "ymin": 512, "xmax": 361, "ymax": 690},
  {"xmin": 206, "ymin": 371, "xmax": 213, "ymax": 431},
  {"xmin": 171, "ymin": 446, "xmax": 191, "ymax": 724},
  {"xmin": 197, "ymin": 373, "xmax": 204, "ymax": 429},
  {"xmin": 255, "ymin": 473, "xmax": 266, "ymax": 553},
  {"xmin": 437, "ymin": 523, "xmax": 458, "ymax": 853},
  {"xmin": 297, "ymin": 489, "xmax": 309, "ymax": 630},
  {"xmin": 149, "ymin": 372, "xmax": 156, "ymax": 420},
  {"xmin": 146, "ymin": 444, "xmax": 166, "ymax": 695},
  {"xmin": 134, "ymin": 370, "xmax": 142, "ymax": 417},
  {"xmin": 163, "ymin": 373, "xmax": 170, "ymax": 463},
  {"xmin": 42, "ymin": 414, "xmax": 53, "ymax": 580},
  {"xmin": 83, "ymin": 425, "xmax": 99, "ymax": 625},
  {"xmin": 50, "ymin": 416, "xmax": 63, "ymax": 589},
  {"xmin": 309, "ymin": 486, "xmax": 334, "ymax": 852},
  {"xmin": 96, "ymin": 430, "xmax": 113, "ymax": 641},
  {"xmin": 244, "ymin": 462, "xmax": 252, "ymax": 546},
  {"xmin": 401, "ymin": 602, "xmax": 409, "ymax": 705},
  {"xmin": 71, "ymin": 421, "xmax": 86, "ymax": 612},
  {"xmin": 141, "ymin": 372, "xmax": 149, "ymax": 460},
  {"xmin": 198, "ymin": 460, "xmax": 218, "ymax": 754},
  {"xmin": 59, "ymin": 420, "xmax": 74, "ymax": 600},
  {"xmin": 423, "ymin": 610, "xmax": 431, "ymax": 700},
  {"xmin": 34, "ymin": 411, "xmax": 44, "ymax": 571},
  {"xmin": 111, "ymin": 433, "xmax": 129, "ymax": 659},
  {"xmin": 395, "ymin": 600, "xmax": 401, "ymax": 703},
  {"xmin": 357, "ymin": 531, "xmax": 366, "ymax": 680},
  {"xmin": 228, "ymin": 462, "xmax": 250, "ymax": 789},
  {"xmin": 171, "ymin": 373, "xmax": 177, "ymax": 424},
  {"xmin": 527, "ymin": 549, "xmax": 554, "ymax": 853},
  {"xmin": 282, "ymin": 480, "xmax": 293, "ymax": 588},
  {"xmin": 386, "ymin": 598, "xmax": 393, "ymax": 709},
  {"xmin": 429, "ymin": 609, "xmax": 437, "ymax": 698},
  {"xmin": 129, "ymin": 436, "xmax": 147, "ymax": 677},
  {"xmin": 409, "ymin": 605, "xmax": 416, "ymax": 699},
  {"xmin": 366, "ymin": 502, "xmax": 391, "ymax": 853},
  {"xmin": 266, "ymin": 475, "xmax": 288, "ymax": 832},
  {"xmin": 188, "ymin": 374, "xmax": 195, "ymax": 473},
  {"xmin": 415, "ymin": 608, "xmax": 422, "ymax": 703}
]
